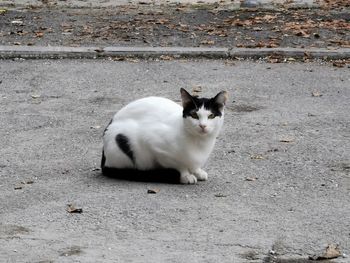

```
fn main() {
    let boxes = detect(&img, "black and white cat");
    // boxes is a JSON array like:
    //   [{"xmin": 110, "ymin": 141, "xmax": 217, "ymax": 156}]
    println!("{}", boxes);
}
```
[{"xmin": 101, "ymin": 88, "xmax": 227, "ymax": 184}]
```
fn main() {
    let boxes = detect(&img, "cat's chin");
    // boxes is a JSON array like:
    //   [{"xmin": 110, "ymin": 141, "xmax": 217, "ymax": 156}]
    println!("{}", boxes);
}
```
[{"xmin": 198, "ymin": 129, "xmax": 211, "ymax": 136}]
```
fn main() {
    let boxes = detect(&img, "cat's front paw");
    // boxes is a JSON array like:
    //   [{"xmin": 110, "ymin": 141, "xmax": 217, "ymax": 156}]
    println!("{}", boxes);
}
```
[
  {"xmin": 192, "ymin": 168, "xmax": 208, "ymax": 181},
  {"xmin": 180, "ymin": 173, "xmax": 198, "ymax": 184}
]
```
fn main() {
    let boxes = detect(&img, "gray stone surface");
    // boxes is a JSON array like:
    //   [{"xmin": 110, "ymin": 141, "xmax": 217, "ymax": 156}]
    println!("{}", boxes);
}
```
[
  {"xmin": 1, "ymin": 45, "xmax": 350, "ymax": 59},
  {"xmin": 0, "ymin": 59, "xmax": 349, "ymax": 262}
]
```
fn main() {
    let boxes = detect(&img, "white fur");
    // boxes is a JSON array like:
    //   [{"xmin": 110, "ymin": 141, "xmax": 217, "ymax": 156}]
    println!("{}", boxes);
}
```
[{"xmin": 103, "ymin": 96, "xmax": 225, "ymax": 184}]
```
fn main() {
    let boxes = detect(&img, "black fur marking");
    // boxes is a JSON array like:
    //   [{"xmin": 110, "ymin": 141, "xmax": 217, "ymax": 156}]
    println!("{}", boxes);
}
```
[
  {"xmin": 116, "ymin": 134, "xmax": 134, "ymax": 164},
  {"xmin": 101, "ymin": 149, "xmax": 106, "ymax": 170},
  {"xmin": 183, "ymin": 96, "xmax": 223, "ymax": 118},
  {"xmin": 103, "ymin": 119, "xmax": 113, "ymax": 135},
  {"xmin": 101, "ymin": 167, "xmax": 181, "ymax": 184}
]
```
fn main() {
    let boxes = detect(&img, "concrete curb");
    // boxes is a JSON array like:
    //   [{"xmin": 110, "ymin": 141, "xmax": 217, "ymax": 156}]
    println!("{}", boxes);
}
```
[{"xmin": 1, "ymin": 45, "xmax": 350, "ymax": 60}]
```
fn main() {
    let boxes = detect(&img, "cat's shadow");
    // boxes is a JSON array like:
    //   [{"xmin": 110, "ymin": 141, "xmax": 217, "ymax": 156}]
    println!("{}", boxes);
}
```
[{"xmin": 98, "ymin": 168, "xmax": 181, "ymax": 184}]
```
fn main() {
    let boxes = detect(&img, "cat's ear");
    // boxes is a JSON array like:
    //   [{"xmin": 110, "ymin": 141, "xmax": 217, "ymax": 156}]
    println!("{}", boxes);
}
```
[
  {"xmin": 213, "ymin": 91, "xmax": 228, "ymax": 107},
  {"xmin": 180, "ymin": 88, "xmax": 196, "ymax": 108}
]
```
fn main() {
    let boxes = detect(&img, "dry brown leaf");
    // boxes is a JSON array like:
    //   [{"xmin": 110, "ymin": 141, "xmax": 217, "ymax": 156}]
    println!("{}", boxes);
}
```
[
  {"xmin": 311, "ymin": 91, "xmax": 323, "ymax": 97},
  {"xmin": 35, "ymin": 32, "xmax": 44, "ymax": 37},
  {"xmin": 192, "ymin": 85, "xmax": 202, "ymax": 93},
  {"xmin": 21, "ymin": 180, "xmax": 34, "ymax": 185},
  {"xmin": 125, "ymin": 58, "xmax": 139, "ymax": 63},
  {"xmin": 11, "ymin": 20, "xmax": 23, "ymax": 25},
  {"xmin": 280, "ymin": 138, "xmax": 294, "ymax": 143},
  {"xmin": 67, "ymin": 204, "xmax": 83, "ymax": 213},
  {"xmin": 295, "ymin": 30, "xmax": 310, "ymax": 38},
  {"xmin": 200, "ymin": 40, "xmax": 215, "ymax": 45},
  {"xmin": 309, "ymin": 244, "xmax": 341, "ymax": 260},
  {"xmin": 214, "ymin": 193, "xmax": 228, "ymax": 197},
  {"xmin": 147, "ymin": 188, "xmax": 160, "ymax": 194},
  {"xmin": 159, "ymin": 55, "xmax": 173, "ymax": 61},
  {"xmin": 245, "ymin": 177, "xmax": 257, "ymax": 181},
  {"xmin": 333, "ymin": 61, "xmax": 346, "ymax": 68},
  {"xmin": 156, "ymin": 19, "xmax": 169, "ymax": 25},
  {"xmin": 250, "ymin": 154, "xmax": 264, "ymax": 160}
]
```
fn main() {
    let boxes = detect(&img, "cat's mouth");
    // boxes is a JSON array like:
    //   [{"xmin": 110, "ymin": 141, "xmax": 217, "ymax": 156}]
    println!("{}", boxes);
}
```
[{"xmin": 199, "ymin": 128, "xmax": 209, "ymax": 135}]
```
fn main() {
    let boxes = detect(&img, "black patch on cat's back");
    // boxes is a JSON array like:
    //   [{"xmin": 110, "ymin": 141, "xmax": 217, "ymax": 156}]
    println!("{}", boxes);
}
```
[{"xmin": 116, "ymin": 134, "xmax": 135, "ymax": 164}]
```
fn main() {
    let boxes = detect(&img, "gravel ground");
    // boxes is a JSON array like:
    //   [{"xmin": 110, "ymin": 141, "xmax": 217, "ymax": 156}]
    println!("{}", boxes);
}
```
[
  {"xmin": 0, "ymin": 58, "xmax": 349, "ymax": 262},
  {"xmin": 0, "ymin": 5, "xmax": 349, "ymax": 49}
]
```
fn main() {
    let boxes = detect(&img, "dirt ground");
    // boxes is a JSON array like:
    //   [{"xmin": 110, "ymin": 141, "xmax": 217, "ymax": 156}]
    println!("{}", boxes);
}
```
[
  {"xmin": 0, "ymin": 58, "xmax": 349, "ymax": 262},
  {"xmin": 0, "ymin": 4, "xmax": 349, "ymax": 49}
]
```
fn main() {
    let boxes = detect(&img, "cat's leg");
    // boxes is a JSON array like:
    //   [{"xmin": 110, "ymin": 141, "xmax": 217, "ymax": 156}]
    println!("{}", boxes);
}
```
[
  {"xmin": 190, "ymin": 168, "xmax": 208, "ymax": 181},
  {"xmin": 179, "ymin": 169, "xmax": 197, "ymax": 184}
]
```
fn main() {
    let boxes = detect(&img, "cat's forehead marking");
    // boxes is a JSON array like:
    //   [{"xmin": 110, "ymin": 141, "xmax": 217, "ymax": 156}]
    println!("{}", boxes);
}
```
[
  {"xmin": 182, "ymin": 94, "xmax": 224, "ymax": 118},
  {"xmin": 197, "ymin": 106, "xmax": 211, "ymax": 116}
]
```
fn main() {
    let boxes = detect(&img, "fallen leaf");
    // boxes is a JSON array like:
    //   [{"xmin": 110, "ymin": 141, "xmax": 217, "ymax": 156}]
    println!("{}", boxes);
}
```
[
  {"xmin": 67, "ymin": 204, "xmax": 83, "ymax": 213},
  {"xmin": 11, "ymin": 20, "xmax": 23, "ymax": 25},
  {"xmin": 267, "ymin": 148, "xmax": 279, "ymax": 152},
  {"xmin": 147, "ymin": 188, "xmax": 160, "ymax": 194},
  {"xmin": 304, "ymin": 52, "xmax": 312, "ymax": 59},
  {"xmin": 112, "ymin": 57, "xmax": 125, "ymax": 61},
  {"xmin": 267, "ymin": 55, "xmax": 284, "ymax": 63},
  {"xmin": 295, "ymin": 30, "xmax": 310, "ymax": 38},
  {"xmin": 21, "ymin": 180, "xmax": 34, "ymax": 184},
  {"xmin": 159, "ymin": 55, "xmax": 173, "ymax": 61},
  {"xmin": 311, "ymin": 91, "xmax": 323, "ymax": 97},
  {"xmin": 280, "ymin": 138, "xmax": 294, "ymax": 143},
  {"xmin": 214, "ymin": 193, "xmax": 228, "ymax": 197},
  {"xmin": 258, "ymin": 14, "xmax": 277, "ymax": 22},
  {"xmin": 200, "ymin": 40, "xmax": 214, "ymax": 45},
  {"xmin": 35, "ymin": 32, "xmax": 44, "ymax": 38},
  {"xmin": 250, "ymin": 154, "xmax": 264, "ymax": 160},
  {"xmin": 309, "ymin": 244, "xmax": 341, "ymax": 260},
  {"xmin": 192, "ymin": 85, "xmax": 202, "ymax": 93},
  {"xmin": 15, "ymin": 30, "xmax": 25, "ymax": 36},
  {"xmin": 155, "ymin": 18, "xmax": 169, "ymax": 25},
  {"xmin": 245, "ymin": 177, "xmax": 257, "ymax": 181},
  {"xmin": 125, "ymin": 58, "xmax": 139, "ymax": 63},
  {"xmin": 333, "ymin": 61, "xmax": 346, "ymax": 68},
  {"xmin": 0, "ymin": 8, "xmax": 7, "ymax": 14}
]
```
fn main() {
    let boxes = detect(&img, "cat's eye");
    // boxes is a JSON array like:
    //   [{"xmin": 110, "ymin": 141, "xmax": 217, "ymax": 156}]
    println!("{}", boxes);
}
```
[
  {"xmin": 190, "ymin": 112, "xmax": 199, "ymax": 119},
  {"xmin": 208, "ymin": 114, "xmax": 216, "ymax": 119}
]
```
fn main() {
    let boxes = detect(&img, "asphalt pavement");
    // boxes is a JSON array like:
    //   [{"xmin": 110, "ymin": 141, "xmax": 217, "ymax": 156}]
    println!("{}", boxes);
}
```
[{"xmin": 0, "ymin": 58, "xmax": 349, "ymax": 262}]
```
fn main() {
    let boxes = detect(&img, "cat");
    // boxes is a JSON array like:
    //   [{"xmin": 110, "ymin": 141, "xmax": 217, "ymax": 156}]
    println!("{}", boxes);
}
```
[{"xmin": 101, "ymin": 88, "xmax": 228, "ymax": 184}]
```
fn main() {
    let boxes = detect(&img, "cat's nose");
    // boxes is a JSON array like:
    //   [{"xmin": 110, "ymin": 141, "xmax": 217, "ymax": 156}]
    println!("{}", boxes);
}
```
[{"xmin": 199, "ymin": 124, "xmax": 207, "ymax": 130}]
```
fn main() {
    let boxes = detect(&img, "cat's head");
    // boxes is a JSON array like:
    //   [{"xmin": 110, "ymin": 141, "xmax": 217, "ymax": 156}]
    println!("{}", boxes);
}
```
[{"xmin": 180, "ymin": 88, "xmax": 228, "ymax": 137}]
